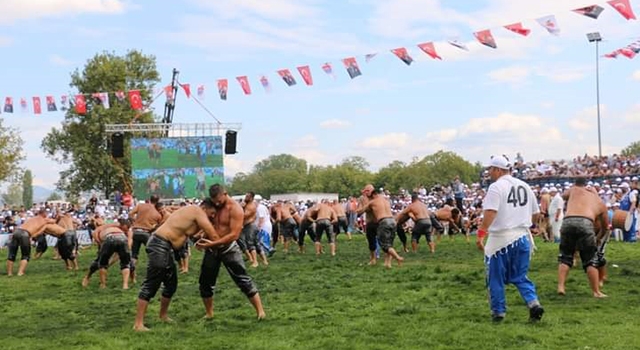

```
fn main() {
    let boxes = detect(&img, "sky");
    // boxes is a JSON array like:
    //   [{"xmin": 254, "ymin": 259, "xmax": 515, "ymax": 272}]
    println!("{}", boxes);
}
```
[{"xmin": 1, "ymin": 0, "xmax": 640, "ymax": 189}]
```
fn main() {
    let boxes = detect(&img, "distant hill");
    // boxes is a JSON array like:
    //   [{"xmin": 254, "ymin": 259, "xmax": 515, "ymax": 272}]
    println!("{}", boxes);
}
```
[{"xmin": 33, "ymin": 186, "xmax": 56, "ymax": 203}]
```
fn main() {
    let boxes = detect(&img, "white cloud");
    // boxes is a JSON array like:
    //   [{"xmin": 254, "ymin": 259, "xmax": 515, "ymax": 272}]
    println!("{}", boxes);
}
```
[
  {"xmin": 623, "ymin": 104, "xmax": 640, "ymax": 124},
  {"xmin": 320, "ymin": 119, "xmax": 352, "ymax": 129},
  {"xmin": 223, "ymin": 155, "xmax": 250, "ymax": 176},
  {"xmin": 0, "ymin": 0, "xmax": 126, "ymax": 25},
  {"xmin": 535, "ymin": 65, "xmax": 590, "ymax": 83},
  {"xmin": 357, "ymin": 132, "xmax": 410, "ymax": 149},
  {"xmin": 487, "ymin": 65, "xmax": 530, "ymax": 84},
  {"xmin": 295, "ymin": 134, "xmax": 319, "ymax": 148},
  {"xmin": 49, "ymin": 54, "xmax": 73, "ymax": 66},
  {"xmin": 632, "ymin": 70, "xmax": 640, "ymax": 81},
  {"xmin": 569, "ymin": 105, "xmax": 606, "ymax": 131}
]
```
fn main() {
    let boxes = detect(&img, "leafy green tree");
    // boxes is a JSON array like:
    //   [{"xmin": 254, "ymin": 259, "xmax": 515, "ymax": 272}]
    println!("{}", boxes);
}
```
[
  {"xmin": 374, "ymin": 160, "xmax": 408, "ymax": 193},
  {"xmin": 22, "ymin": 169, "xmax": 33, "ymax": 208},
  {"xmin": 47, "ymin": 192, "xmax": 63, "ymax": 201},
  {"xmin": 1, "ymin": 181, "xmax": 23, "ymax": 207},
  {"xmin": 621, "ymin": 141, "xmax": 640, "ymax": 156},
  {"xmin": 41, "ymin": 50, "xmax": 161, "ymax": 199},
  {"xmin": 0, "ymin": 118, "xmax": 25, "ymax": 183}
]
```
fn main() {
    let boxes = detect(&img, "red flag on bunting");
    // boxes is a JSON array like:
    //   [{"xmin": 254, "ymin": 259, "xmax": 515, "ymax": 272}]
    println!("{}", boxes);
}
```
[
  {"xmin": 603, "ymin": 51, "xmax": 619, "ymax": 58},
  {"xmin": 217, "ymin": 79, "xmax": 228, "ymax": 100},
  {"xmin": 197, "ymin": 85, "xmax": 205, "ymax": 99},
  {"xmin": 237, "ymin": 76, "xmax": 252, "ymax": 95},
  {"xmin": 180, "ymin": 84, "xmax": 191, "ymax": 98},
  {"xmin": 608, "ymin": 0, "xmax": 636, "ymax": 20},
  {"xmin": 618, "ymin": 47, "xmax": 636, "ymax": 58},
  {"xmin": 297, "ymin": 65, "xmax": 313, "ymax": 86},
  {"xmin": 391, "ymin": 48, "xmax": 414, "ymax": 65},
  {"xmin": 277, "ymin": 69, "xmax": 297, "ymax": 86},
  {"xmin": 3, "ymin": 97, "xmax": 13, "ymax": 113},
  {"xmin": 20, "ymin": 98, "xmax": 28, "ymax": 112},
  {"xmin": 46, "ymin": 96, "xmax": 57, "ymax": 112},
  {"xmin": 572, "ymin": 5, "xmax": 605, "ymax": 19},
  {"xmin": 342, "ymin": 57, "xmax": 362, "ymax": 79},
  {"xmin": 75, "ymin": 94, "xmax": 86, "ymax": 114},
  {"xmin": 128, "ymin": 90, "xmax": 143, "ymax": 110},
  {"xmin": 321, "ymin": 63, "xmax": 334, "ymax": 77},
  {"xmin": 474, "ymin": 29, "xmax": 497, "ymax": 49},
  {"xmin": 504, "ymin": 23, "xmax": 531, "ymax": 36},
  {"xmin": 164, "ymin": 85, "xmax": 174, "ymax": 100},
  {"xmin": 32, "ymin": 97, "xmax": 42, "ymax": 115},
  {"xmin": 417, "ymin": 42, "xmax": 442, "ymax": 60}
]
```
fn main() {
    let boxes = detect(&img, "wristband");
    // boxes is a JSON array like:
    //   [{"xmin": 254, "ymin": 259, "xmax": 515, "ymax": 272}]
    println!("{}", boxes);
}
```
[{"xmin": 477, "ymin": 228, "xmax": 487, "ymax": 239}]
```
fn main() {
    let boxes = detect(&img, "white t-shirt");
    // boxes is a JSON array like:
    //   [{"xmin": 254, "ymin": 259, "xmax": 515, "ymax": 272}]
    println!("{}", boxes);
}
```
[
  {"xmin": 548, "ymin": 193, "xmax": 564, "ymax": 220},
  {"xmin": 255, "ymin": 203, "xmax": 272, "ymax": 234},
  {"xmin": 483, "ymin": 175, "xmax": 539, "ymax": 256}
]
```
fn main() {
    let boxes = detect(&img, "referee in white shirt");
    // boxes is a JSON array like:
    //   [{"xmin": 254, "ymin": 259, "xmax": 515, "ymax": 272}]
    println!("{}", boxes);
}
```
[{"xmin": 476, "ymin": 155, "xmax": 544, "ymax": 323}]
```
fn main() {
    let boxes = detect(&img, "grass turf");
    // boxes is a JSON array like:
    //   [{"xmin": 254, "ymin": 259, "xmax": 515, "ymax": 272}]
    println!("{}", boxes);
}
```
[
  {"xmin": 1, "ymin": 235, "xmax": 639, "ymax": 350},
  {"xmin": 131, "ymin": 149, "xmax": 223, "ymax": 170}
]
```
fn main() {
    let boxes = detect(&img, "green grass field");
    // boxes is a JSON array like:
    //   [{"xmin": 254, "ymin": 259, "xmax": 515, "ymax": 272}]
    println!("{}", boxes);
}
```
[
  {"xmin": 1, "ymin": 235, "xmax": 640, "ymax": 350},
  {"xmin": 133, "ymin": 174, "xmax": 224, "ymax": 199},
  {"xmin": 131, "ymin": 149, "xmax": 223, "ymax": 170}
]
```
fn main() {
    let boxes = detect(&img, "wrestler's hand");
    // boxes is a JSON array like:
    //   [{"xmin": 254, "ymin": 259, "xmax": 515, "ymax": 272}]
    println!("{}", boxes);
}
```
[
  {"xmin": 476, "ymin": 237, "xmax": 485, "ymax": 252},
  {"xmin": 195, "ymin": 238, "xmax": 214, "ymax": 249}
]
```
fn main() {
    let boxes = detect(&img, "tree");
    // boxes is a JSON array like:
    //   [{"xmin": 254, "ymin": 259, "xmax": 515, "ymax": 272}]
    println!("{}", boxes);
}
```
[
  {"xmin": 22, "ymin": 169, "xmax": 33, "ymax": 208},
  {"xmin": 374, "ymin": 160, "xmax": 408, "ymax": 193},
  {"xmin": 622, "ymin": 141, "xmax": 640, "ymax": 156},
  {"xmin": 41, "ymin": 50, "xmax": 161, "ymax": 199},
  {"xmin": 47, "ymin": 192, "xmax": 63, "ymax": 201},
  {"xmin": 1, "ymin": 181, "xmax": 23, "ymax": 207},
  {"xmin": 0, "ymin": 118, "xmax": 25, "ymax": 183}
]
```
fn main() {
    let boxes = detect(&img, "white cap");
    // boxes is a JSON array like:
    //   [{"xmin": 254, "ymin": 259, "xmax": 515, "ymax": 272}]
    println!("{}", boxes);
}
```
[
  {"xmin": 633, "ymin": 177, "xmax": 639, "ymax": 181},
  {"xmin": 621, "ymin": 182, "xmax": 630, "ymax": 189},
  {"xmin": 624, "ymin": 176, "xmax": 631, "ymax": 181},
  {"xmin": 541, "ymin": 188, "xmax": 549, "ymax": 193},
  {"xmin": 549, "ymin": 187, "xmax": 558, "ymax": 193},
  {"xmin": 487, "ymin": 155, "xmax": 511, "ymax": 170}
]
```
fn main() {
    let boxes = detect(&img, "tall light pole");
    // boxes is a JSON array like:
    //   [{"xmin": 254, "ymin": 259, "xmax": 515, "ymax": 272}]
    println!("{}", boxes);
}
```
[{"xmin": 587, "ymin": 32, "xmax": 602, "ymax": 158}]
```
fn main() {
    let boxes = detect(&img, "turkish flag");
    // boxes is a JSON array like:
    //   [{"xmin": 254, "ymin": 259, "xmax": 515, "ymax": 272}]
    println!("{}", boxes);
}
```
[
  {"xmin": 474, "ymin": 29, "xmax": 497, "ymax": 49},
  {"xmin": 164, "ymin": 85, "xmax": 174, "ymax": 100},
  {"xmin": 417, "ymin": 42, "xmax": 442, "ymax": 60},
  {"xmin": 236, "ymin": 76, "xmax": 252, "ymax": 95},
  {"xmin": 128, "ymin": 90, "xmax": 143, "ymax": 110},
  {"xmin": 75, "ymin": 94, "xmax": 86, "ymax": 114},
  {"xmin": 504, "ymin": 22, "xmax": 531, "ymax": 36},
  {"xmin": 297, "ymin": 65, "xmax": 313, "ymax": 86},
  {"xmin": 32, "ymin": 97, "xmax": 42, "ymax": 114},
  {"xmin": 608, "ymin": 0, "xmax": 636, "ymax": 20},
  {"xmin": 180, "ymin": 83, "xmax": 191, "ymax": 98},
  {"xmin": 618, "ymin": 47, "xmax": 636, "ymax": 59}
]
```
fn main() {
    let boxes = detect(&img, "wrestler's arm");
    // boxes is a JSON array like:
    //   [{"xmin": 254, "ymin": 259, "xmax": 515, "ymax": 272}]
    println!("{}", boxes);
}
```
[
  {"xmin": 194, "ymin": 210, "xmax": 219, "ymax": 244},
  {"xmin": 356, "ymin": 201, "xmax": 371, "ymax": 215},
  {"xmin": 212, "ymin": 205, "xmax": 244, "ymax": 246},
  {"xmin": 129, "ymin": 205, "xmax": 139, "ymax": 218}
]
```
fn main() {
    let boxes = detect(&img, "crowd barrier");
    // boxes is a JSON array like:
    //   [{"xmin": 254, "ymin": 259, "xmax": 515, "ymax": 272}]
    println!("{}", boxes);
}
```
[{"xmin": 0, "ymin": 230, "xmax": 92, "ymax": 248}]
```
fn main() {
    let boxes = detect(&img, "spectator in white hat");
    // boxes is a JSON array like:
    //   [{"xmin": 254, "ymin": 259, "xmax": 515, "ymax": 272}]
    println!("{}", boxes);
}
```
[{"xmin": 548, "ymin": 187, "xmax": 564, "ymax": 243}]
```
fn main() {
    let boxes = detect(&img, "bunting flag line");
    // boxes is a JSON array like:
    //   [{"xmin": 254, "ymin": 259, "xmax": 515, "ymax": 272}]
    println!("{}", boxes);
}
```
[
  {"xmin": 4, "ymin": 97, "xmax": 13, "ymax": 113},
  {"xmin": 163, "ymin": 86, "xmax": 174, "ymax": 101},
  {"xmin": 92, "ymin": 92, "xmax": 110, "ymax": 108},
  {"xmin": 504, "ymin": 22, "xmax": 531, "ymax": 36},
  {"xmin": 46, "ymin": 96, "xmax": 57, "ymax": 112},
  {"xmin": 391, "ymin": 47, "xmax": 414, "ymax": 65},
  {"xmin": 128, "ymin": 90, "xmax": 143, "ymax": 110},
  {"xmin": 75, "ymin": 94, "xmax": 86, "ymax": 114},
  {"xmin": 537, "ymin": 15, "xmax": 561, "ymax": 35},
  {"xmin": 342, "ymin": 57, "xmax": 362, "ymax": 79},
  {"xmin": 365, "ymin": 53, "xmax": 378, "ymax": 63},
  {"xmin": 277, "ymin": 69, "xmax": 297, "ymax": 86},
  {"xmin": 197, "ymin": 85, "xmax": 205, "ymax": 99},
  {"xmin": 115, "ymin": 91, "xmax": 125, "ymax": 102},
  {"xmin": 60, "ymin": 95, "xmax": 68, "ymax": 110},
  {"xmin": 321, "ymin": 62, "xmax": 334, "ymax": 78},
  {"xmin": 260, "ymin": 75, "xmax": 271, "ymax": 93},
  {"xmin": 237, "ymin": 76, "xmax": 251, "ymax": 95},
  {"xmin": 20, "ymin": 98, "xmax": 27, "ymax": 113},
  {"xmin": 474, "ymin": 29, "xmax": 497, "ymax": 49},
  {"xmin": 618, "ymin": 47, "xmax": 637, "ymax": 58},
  {"xmin": 448, "ymin": 38, "xmax": 469, "ymax": 51},
  {"xmin": 573, "ymin": 5, "xmax": 605, "ymax": 19},
  {"xmin": 604, "ymin": 51, "xmax": 619, "ymax": 58},
  {"xmin": 297, "ymin": 65, "xmax": 314, "ymax": 86},
  {"xmin": 217, "ymin": 79, "xmax": 228, "ymax": 100},
  {"xmin": 32, "ymin": 97, "xmax": 41, "ymax": 115},
  {"xmin": 417, "ymin": 42, "xmax": 442, "ymax": 60},
  {"xmin": 180, "ymin": 83, "xmax": 191, "ymax": 98},
  {"xmin": 608, "ymin": 0, "xmax": 637, "ymax": 19}
]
